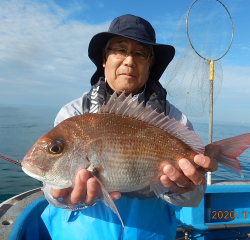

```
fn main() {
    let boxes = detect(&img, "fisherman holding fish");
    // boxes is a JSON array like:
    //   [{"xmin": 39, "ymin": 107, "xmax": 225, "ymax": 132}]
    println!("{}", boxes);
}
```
[{"xmin": 36, "ymin": 14, "xmax": 220, "ymax": 239}]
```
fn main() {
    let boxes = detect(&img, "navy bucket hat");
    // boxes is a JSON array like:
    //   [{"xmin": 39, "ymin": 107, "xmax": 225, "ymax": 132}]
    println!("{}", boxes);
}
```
[{"xmin": 88, "ymin": 14, "xmax": 175, "ymax": 85}]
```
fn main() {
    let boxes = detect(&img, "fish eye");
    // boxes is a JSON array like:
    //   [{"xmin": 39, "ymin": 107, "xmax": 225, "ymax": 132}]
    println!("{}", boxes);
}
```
[{"xmin": 47, "ymin": 140, "xmax": 63, "ymax": 154}]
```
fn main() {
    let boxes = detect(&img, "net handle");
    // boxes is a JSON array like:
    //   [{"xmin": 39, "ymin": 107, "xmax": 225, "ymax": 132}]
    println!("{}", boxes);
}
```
[{"xmin": 186, "ymin": 0, "xmax": 234, "ymax": 62}]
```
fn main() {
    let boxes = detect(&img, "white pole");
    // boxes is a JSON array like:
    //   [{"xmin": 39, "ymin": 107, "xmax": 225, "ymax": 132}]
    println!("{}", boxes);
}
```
[{"xmin": 207, "ymin": 60, "xmax": 214, "ymax": 185}]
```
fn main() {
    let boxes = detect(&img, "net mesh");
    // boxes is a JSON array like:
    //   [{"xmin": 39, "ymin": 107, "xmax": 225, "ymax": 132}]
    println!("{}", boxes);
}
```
[
  {"xmin": 165, "ymin": 0, "xmax": 232, "ymax": 117},
  {"xmin": 187, "ymin": 0, "xmax": 233, "ymax": 61}
]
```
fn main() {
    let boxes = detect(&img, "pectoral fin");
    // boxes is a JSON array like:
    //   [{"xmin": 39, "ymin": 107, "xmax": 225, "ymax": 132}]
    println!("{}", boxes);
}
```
[{"xmin": 90, "ymin": 172, "xmax": 129, "ymax": 240}]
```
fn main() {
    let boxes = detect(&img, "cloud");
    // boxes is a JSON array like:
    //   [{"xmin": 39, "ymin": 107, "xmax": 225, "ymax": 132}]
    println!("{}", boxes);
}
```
[
  {"xmin": 0, "ymin": 0, "xmax": 109, "ymax": 107},
  {"xmin": 231, "ymin": 43, "xmax": 250, "ymax": 54},
  {"xmin": 151, "ymin": 13, "xmax": 182, "ymax": 43},
  {"xmin": 242, "ymin": 47, "xmax": 250, "ymax": 51},
  {"xmin": 222, "ymin": 66, "xmax": 250, "ymax": 93},
  {"xmin": 0, "ymin": 78, "xmax": 8, "ymax": 82}
]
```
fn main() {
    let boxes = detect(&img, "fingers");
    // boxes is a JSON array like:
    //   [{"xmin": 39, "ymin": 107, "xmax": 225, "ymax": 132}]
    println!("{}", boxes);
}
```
[
  {"xmin": 71, "ymin": 169, "xmax": 90, "ymax": 205},
  {"xmin": 85, "ymin": 177, "xmax": 100, "ymax": 205},
  {"xmin": 50, "ymin": 169, "xmax": 98, "ymax": 208},
  {"xmin": 163, "ymin": 164, "xmax": 190, "ymax": 187},
  {"xmin": 161, "ymin": 155, "xmax": 218, "ymax": 195},
  {"xmin": 110, "ymin": 191, "xmax": 121, "ymax": 200},
  {"xmin": 51, "ymin": 187, "xmax": 73, "ymax": 202},
  {"xmin": 178, "ymin": 158, "xmax": 206, "ymax": 186},
  {"xmin": 161, "ymin": 162, "xmax": 202, "ymax": 194},
  {"xmin": 160, "ymin": 174, "xmax": 191, "ymax": 194},
  {"xmin": 50, "ymin": 169, "xmax": 121, "ymax": 209},
  {"xmin": 194, "ymin": 154, "xmax": 218, "ymax": 172},
  {"xmin": 162, "ymin": 158, "xmax": 206, "ymax": 194}
]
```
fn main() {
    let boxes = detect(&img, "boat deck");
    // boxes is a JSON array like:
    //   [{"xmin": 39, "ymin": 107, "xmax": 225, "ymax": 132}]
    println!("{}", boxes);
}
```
[{"xmin": 1, "ymin": 181, "xmax": 250, "ymax": 240}]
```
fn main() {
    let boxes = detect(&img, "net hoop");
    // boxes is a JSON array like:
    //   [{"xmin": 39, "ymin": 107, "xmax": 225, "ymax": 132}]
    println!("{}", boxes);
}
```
[{"xmin": 186, "ymin": 0, "xmax": 234, "ymax": 61}]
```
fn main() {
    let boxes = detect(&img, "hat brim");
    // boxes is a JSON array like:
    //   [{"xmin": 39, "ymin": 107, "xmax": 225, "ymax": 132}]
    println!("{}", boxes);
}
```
[{"xmin": 88, "ymin": 32, "xmax": 175, "ymax": 85}]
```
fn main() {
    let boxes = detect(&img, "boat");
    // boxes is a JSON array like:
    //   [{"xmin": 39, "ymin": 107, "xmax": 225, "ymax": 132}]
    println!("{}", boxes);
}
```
[
  {"xmin": 0, "ymin": 188, "xmax": 50, "ymax": 240},
  {"xmin": 1, "ymin": 180, "xmax": 250, "ymax": 240},
  {"xmin": 175, "ymin": 180, "xmax": 250, "ymax": 239}
]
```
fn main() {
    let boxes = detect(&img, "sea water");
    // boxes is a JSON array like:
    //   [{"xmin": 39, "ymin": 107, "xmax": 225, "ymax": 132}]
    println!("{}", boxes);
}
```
[
  {"xmin": 0, "ymin": 106, "xmax": 58, "ymax": 202},
  {"xmin": 0, "ymin": 106, "xmax": 249, "ymax": 203}
]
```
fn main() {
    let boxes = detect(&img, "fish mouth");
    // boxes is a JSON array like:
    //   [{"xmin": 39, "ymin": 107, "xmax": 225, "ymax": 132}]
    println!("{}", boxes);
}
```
[
  {"xmin": 22, "ymin": 154, "xmax": 52, "ymax": 172},
  {"xmin": 22, "ymin": 160, "xmax": 45, "ymax": 170},
  {"xmin": 22, "ymin": 167, "xmax": 72, "ymax": 190},
  {"xmin": 22, "ymin": 160, "xmax": 46, "ymax": 175},
  {"xmin": 22, "ymin": 167, "xmax": 46, "ymax": 182}
]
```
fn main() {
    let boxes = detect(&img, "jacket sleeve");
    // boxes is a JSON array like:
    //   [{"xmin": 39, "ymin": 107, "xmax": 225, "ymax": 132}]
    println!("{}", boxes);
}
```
[{"xmin": 54, "ymin": 94, "xmax": 85, "ymax": 126}]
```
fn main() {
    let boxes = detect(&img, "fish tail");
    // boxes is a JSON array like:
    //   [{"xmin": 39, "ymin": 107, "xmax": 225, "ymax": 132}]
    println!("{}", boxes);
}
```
[
  {"xmin": 205, "ymin": 133, "xmax": 250, "ymax": 177},
  {"xmin": 0, "ymin": 153, "xmax": 22, "ymax": 166}
]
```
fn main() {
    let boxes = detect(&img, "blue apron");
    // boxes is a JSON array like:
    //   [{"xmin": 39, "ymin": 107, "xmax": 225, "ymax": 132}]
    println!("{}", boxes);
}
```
[{"xmin": 42, "ymin": 196, "xmax": 177, "ymax": 240}]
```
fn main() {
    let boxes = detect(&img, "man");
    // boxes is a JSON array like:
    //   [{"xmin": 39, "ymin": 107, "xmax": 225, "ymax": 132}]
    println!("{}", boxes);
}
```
[{"xmin": 42, "ymin": 14, "xmax": 218, "ymax": 239}]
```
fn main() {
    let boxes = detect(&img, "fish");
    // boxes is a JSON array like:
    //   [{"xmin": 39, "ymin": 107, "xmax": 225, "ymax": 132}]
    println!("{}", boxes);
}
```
[{"xmin": 16, "ymin": 91, "xmax": 250, "ymax": 238}]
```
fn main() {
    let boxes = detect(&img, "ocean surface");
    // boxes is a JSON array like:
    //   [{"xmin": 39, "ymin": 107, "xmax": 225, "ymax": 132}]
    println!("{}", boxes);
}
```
[{"xmin": 0, "ymin": 106, "xmax": 250, "ymax": 203}]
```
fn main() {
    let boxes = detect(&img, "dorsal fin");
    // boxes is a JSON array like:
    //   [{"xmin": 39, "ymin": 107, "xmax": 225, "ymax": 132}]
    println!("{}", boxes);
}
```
[{"xmin": 98, "ymin": 91, "xmax": 204, "ymax": 154}]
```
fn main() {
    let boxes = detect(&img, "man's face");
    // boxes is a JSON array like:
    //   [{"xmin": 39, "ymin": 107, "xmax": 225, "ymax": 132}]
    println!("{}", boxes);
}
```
[{"xmin": 102, "ymin": 36, "xmax": 154, "ymax": 95}]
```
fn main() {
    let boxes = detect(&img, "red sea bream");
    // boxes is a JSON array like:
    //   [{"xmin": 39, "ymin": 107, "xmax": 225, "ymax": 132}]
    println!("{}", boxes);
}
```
[{"xmin": 21, "ymin": 92, "xmax": 250, "ymax": 237}]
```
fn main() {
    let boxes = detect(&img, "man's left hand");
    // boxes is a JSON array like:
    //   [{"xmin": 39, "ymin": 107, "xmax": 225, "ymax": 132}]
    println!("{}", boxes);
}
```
[{"xmin": 160, "ymin": 154, "xmax": 218, "ymax": 194}]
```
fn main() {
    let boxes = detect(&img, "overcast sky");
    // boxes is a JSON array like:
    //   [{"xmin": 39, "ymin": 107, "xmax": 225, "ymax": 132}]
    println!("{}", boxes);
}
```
[{"xmin": 0, "ymin": 0, "xmax": 249, "ymax": 124}]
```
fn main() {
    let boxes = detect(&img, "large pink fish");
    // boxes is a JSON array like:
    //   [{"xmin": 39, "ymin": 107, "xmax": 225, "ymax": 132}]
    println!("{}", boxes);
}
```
[{"xmin": 20, "ymin": 92, "xmax": 250, "ymax": 238}]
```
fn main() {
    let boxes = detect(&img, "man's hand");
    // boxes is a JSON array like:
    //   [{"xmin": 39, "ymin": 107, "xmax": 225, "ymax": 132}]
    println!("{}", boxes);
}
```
[
  {"xmin": 50, "ymin": 169, "xmax": 121, "ymax": 209},
  {"xmin": 160, "ymin": 154, "xmax": 218, "ymax": 194}
]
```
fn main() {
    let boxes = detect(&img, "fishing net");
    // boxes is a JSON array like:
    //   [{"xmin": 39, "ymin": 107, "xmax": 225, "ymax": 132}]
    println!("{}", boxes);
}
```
[{"xmin": 165, "ymin": 0, "xmax": 233, "ymax": 117}]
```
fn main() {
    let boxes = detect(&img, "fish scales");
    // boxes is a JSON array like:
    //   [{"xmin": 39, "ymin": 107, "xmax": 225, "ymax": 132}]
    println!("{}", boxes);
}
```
[
  {"xmin": 22, "ymin": 111, "xmax": 197, "ymax": 192},
  {"xmin": 71, "ymin": 113, "xmax": 197, "ymax": 192}
]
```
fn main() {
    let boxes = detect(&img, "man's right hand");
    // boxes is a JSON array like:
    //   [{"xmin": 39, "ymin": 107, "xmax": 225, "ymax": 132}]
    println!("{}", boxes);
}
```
[{"xmin": 50, "ymin": 169, "xmax": 121, "ymax": 209}]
